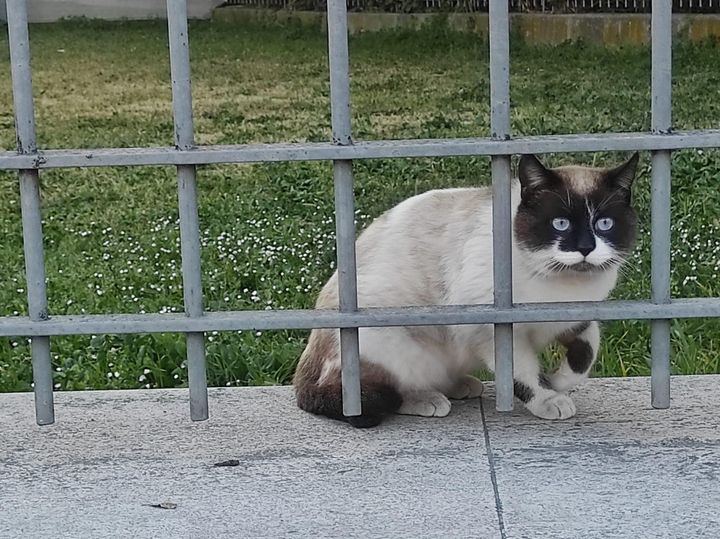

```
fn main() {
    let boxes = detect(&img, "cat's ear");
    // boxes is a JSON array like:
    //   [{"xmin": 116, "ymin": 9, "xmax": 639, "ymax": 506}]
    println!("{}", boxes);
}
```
[
  {"xmin": 605, "ymin": 152, "xmax": 639, "ymax": 191},
  {"xmin": 519, "ymin": 154, "xmax": 558, "ymax": 197}
]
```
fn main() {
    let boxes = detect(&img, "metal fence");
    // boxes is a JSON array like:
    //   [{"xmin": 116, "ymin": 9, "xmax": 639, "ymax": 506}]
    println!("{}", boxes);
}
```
[
  {"xmin": 2, "ymin": 0, "xmax": 720, "ymax": 425},
  {"xmin": 224, "ymin": 0, "xmax": 720, "ymax": 13}
]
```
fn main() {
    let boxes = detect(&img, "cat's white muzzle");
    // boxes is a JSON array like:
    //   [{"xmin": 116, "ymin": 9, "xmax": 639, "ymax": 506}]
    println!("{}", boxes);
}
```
[{"xmin": 551, "ymin": 237, "xmax": 617, "ymax": 271}]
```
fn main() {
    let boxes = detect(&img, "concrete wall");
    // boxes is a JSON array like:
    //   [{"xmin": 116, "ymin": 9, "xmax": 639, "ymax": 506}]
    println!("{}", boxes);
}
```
[
  {"xmin": 214, "ymin": 8, "xmax": 720, "ymax": 46},
  {"xmin": 3, "ymin": 3, "xmax": 720, "ymax": 43},
  {"xmin": 0, "ymin": 0, "xmax": 225, "ymax": 22}
]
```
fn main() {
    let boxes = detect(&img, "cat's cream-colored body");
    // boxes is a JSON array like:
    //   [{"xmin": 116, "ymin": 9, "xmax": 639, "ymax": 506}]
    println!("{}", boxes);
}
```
[
  {"xmin": 315, "ymin": 183, "xmax": 615, "ymax": 414},
  {"xmin": 295, "ymin": 154, "xmax": 638, "ymax": 425}
]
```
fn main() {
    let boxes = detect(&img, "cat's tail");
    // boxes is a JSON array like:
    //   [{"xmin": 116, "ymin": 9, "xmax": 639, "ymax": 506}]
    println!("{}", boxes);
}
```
[{"xmin": 294, "ymin": 329, "xmax": 402, "ymax": 428}]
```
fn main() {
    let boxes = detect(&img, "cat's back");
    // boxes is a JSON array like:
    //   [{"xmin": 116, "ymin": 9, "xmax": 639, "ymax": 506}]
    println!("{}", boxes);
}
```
[
  {"xmin": 315, "ymin": 186, "xmax": 491, "ymax": 309},
  {"xmin": 358, "ymin": 187, "xmax": 489, "ymax": 257},
  {"xmin": 370, "ymin": 185, "xmax": 487, "ymax": 234},
  {"xmin": 338, "ymin": 187, "xmax": 490, "ymax": 307}
]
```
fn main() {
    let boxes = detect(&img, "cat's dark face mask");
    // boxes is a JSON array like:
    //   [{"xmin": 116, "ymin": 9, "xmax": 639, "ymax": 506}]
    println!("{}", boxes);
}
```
[{"xmin": 513, "ymin": 153, "xmax": 639, "ymax": 274}]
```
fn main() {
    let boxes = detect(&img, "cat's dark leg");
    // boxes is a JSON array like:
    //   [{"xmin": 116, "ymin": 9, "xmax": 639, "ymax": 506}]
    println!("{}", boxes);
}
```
[
  {"xmin": 550, "ymin": 321, "xmax": 600, "ymax": 393},
  {"xmin": 294, "ymin": 328, "xmax": 403, "ymax": 428},
  {"xmin": 510, "ymin": 341, "xmax": 577, "ymax": 419},
  {"xmin": 478, "ymin": 337, "xmax": 577, "ymax": 419}
]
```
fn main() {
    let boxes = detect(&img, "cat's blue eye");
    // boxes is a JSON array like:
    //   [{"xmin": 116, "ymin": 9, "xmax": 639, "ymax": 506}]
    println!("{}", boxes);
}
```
[
  {"xmin": 552, "ymin": 218, "xmax": 570, "ymax": 232},
  {"xmin": 595, "ymin": 217, "xmax": 614, "ymax": 232}
]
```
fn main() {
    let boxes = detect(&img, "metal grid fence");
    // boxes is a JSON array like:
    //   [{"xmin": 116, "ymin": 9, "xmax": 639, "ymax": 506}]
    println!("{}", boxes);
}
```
[
  {"xmin": 224, "ymin": 0, "xmax": 720, "ymax": 13},
  {"xmin": 3, "ymin": 0, "xmax": 720, "ymax": 425}
]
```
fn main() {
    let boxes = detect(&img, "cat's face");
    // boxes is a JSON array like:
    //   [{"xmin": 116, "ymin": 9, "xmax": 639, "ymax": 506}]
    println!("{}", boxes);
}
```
[{"xmin": 514, "ymin": 153, "xmax": 639, "ymax": 275}]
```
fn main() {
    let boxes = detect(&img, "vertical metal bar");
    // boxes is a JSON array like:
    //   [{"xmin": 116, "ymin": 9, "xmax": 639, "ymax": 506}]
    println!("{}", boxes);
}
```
[
  {"xmin": 327, "ymin": 0, "xmax": 361, "ymax": 417},
  {"xmin": 334, "ymin": 161, "xmax": 362, "ymax": 416},
  {"xmin": 489, "ymin": 0, "xmax": 514, "ymax": 412},
  {"xmin": 7, "ymin": 0, "xmax": 54, "ymax": 425},
  {"xmin": 167, "ymin": 0, "xmax": 208, "ymax": 420},
  {"xmin": 328, "ymin": 0, "xmax": 352, "ymax": 148},
  {"xmin": 18, "ymin": 176, "xmax": 54, "ymax": 425},
  {"xmin": 652, "ymin": 2, "xmax": 672, "ymax": 132},
  {"xmin": 650, "ymin": 0, "xmax": 672, "ymax": 409}
]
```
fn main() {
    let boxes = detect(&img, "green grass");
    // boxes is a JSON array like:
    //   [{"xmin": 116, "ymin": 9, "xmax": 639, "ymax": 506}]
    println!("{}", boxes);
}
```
[{"xmin": 1, "ymin": 19, "xmax": 719, "ymax": 393}]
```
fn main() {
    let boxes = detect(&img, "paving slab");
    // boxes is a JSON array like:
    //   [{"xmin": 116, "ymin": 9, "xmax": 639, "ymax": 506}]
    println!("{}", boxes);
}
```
[
  {"xmin": 483, "ymin": 375, "xmax": 720, "ymax": 539},
  {"xmin": 2, "ymin": 376, "xmax": 719, "ymax": 538},
  {"xmin": 0, "ymin": 386, "xmax": 498, "ymax": 539}
]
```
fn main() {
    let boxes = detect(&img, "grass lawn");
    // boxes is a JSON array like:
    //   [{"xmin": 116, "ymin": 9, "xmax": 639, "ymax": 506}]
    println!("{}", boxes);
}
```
[{"xmin": 1, "ymin": 18, "xmax": 719, "ymax": 393}]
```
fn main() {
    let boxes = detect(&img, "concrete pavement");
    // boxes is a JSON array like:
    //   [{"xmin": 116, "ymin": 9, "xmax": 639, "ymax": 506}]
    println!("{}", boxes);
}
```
[{"xmin": 1, "ymin": 376, "xmax": 718, "ymax": 538}]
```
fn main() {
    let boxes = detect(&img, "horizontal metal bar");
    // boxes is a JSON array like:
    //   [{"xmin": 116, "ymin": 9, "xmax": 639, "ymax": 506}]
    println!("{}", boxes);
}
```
[
  {"xmin": 2, "ymin": 298, "xmax": 719, "ymax": 337},
  {"xmin": 1, "ymin": 130, "xmax": 719, "ymax": 170}
]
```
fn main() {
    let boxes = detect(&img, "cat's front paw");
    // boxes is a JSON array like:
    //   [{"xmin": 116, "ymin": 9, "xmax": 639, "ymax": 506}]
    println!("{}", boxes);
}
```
[
  {"xmin": 446, "ymin": 374, "xmax": 484, "ymax": 400},
  {"xmin": 398, "ymin": 391, "xmax": 452, "ymax": 417},
  {"xmin": 525, "ymin": 393, "xmax": 576, "ymax": 420}
]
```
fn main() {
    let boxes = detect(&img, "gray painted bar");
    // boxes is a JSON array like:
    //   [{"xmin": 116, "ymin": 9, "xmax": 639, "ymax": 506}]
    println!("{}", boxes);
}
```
[
  {"xmin": 2, "ymin": 131, "xmax": 719, "ymax": 170},
  {"xmin": 7, "ymin": 0, "xmax": 54, "ymax": 425},
  {"xmin": 489, "ymin": 0, "xmax": 514, "ymax": 412},
  {"xmin": 327, "ymin": 0, "xmax": 361, "ymax": 417},
  {"xmin": 2, "ymin": 298, "xmax": 720, "ymax": 337},
  {"xmin": 167, "ymin": 0, "xmax": 209, "ymax": 420},
  {"xmin": 650, "ymin": 0, "xmax": 673, "ymax": 409}
]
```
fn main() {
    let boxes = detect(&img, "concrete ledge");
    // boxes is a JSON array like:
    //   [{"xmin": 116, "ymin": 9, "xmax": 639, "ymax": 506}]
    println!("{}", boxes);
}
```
[
  {"xmin": 0, "ymin": 0, "xmax": 224, "ymax": 22},
  {"xmin": 2, "ymin": 375, "xmax": 719, "ymax": 538},
  {"xmin": 214, "ymin": 7, "xmax": 720, "ymax": 45}
]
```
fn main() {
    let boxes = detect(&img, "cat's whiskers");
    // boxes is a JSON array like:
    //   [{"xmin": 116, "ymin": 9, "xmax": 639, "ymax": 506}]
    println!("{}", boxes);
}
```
[
  {"xmin": 616, "ymin": 266, "xmax": 633, "ymax": 280},
  {"xmin": 526, "ymin": 256, "xmax": 556, "ymax": 279},
  {"xmin": 541, "ymin": 253, "xmax": 629, "ymax": 277},
  {"xmin": 544, "ymin": 259, "xmax": 569, "ymax": 276},
  {"xmin": 612, "ymin": 254, "xmax": 637, "ymax": 279}
]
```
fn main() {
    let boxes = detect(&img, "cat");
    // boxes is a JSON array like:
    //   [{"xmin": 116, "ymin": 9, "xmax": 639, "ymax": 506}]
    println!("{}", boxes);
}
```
[{"xmin": 294, "ymin": 153, "xmax": 639, "ymax": 428}]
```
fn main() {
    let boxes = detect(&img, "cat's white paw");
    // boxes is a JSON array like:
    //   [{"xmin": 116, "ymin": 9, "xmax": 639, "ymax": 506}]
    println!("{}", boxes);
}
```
[
  {"xmin": 398, "ymin": 391, "xmax": 452, "ymax": 417},
  {"xmin": 525, "ymin": 393, "xmax": 576, "ymax": 420},
  {"xmin": 446, "ymin": 374, "xmax": 484, "ymax": 400}
]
